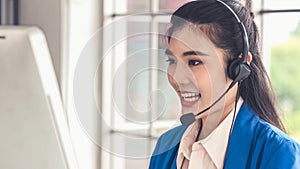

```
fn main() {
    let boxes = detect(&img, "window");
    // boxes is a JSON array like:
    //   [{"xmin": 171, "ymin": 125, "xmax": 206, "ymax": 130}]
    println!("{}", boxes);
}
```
[
  {"xmin": 255, "ymin": 0, "xmax": 300, "ymax": 141},
  {"xmin": 101, "ymin": 0, "xmax": 189, "ymax": 168}
]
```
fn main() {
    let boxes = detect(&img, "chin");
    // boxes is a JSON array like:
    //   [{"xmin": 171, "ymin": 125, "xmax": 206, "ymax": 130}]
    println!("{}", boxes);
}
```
[{"xmin": 181, "ymin": 104, "xmax": 200, "ymax": 115}]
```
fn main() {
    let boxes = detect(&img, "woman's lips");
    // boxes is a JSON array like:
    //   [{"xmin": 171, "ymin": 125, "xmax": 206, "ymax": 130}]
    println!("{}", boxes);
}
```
[{"xmin": 178, "ymin": 91, "xmax": 201, "ymax": 107}]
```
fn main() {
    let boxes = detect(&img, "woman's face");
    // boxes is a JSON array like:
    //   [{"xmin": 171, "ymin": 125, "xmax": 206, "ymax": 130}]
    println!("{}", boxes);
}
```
[{"xmin": 166, "ymin": 25, "xmax": 234, "ymax": 119}]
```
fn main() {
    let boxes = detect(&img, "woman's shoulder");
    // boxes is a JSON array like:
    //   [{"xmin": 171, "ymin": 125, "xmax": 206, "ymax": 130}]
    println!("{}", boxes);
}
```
[
  {"xmin": 157, "ymin": 125, "xmax": 187, "ymax": 145},
  {"xmin": 254, "ymin": 119, "xmax": 300, "ymax": 168},
  {"xmin": 240, "ymin": 102, "xmax": 299, "ymax": 147},
  {"xmin": 247, "ymin": 102, "xmax": 297, "ymax": 143},
  {"xmin": 152, "ymin": 125, "xmax": 187, "ymax": 156},
  {"xmin": 255, "ymin": 116, "xmax": 300, "ymax": 152},
  {"xmin": 159, "ymin": 125, "xmax": 187, "ymax": 139},
  {"xmin": 231, "ymin": 102, "xmax": 300, "ymax": 168}
]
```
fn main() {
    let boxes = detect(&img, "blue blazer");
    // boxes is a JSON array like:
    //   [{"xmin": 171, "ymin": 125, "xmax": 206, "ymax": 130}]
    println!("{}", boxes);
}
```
[{"xmin": 149, "ymin": 102, "xmax": 300, "ymax": 169}]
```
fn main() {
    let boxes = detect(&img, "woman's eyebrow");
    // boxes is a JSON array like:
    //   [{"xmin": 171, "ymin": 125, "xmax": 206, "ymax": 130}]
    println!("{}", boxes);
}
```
[
  {"xmin": 183, "ymin": 51, "xmax": 208, "ymax": 56},
  {"xmin": 165, "ymin": 49, "xmax": 174, "ymax": 56},
  {"xmin": 165, "ymin": 49, "xmax": 208, "ymax": 57}
]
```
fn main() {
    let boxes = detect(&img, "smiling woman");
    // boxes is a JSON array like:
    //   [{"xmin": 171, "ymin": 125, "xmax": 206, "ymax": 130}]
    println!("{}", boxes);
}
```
[
  {"xmin": 99, "ymin": 0, "xmax": 300, "ymax": 168},
  {"xmin": 165, "ymin": 26, "xmax": 239, "ymax": 135},
  {"xmin": 148, "ymin": 0, "xmax": 300, "ymax": 169}
]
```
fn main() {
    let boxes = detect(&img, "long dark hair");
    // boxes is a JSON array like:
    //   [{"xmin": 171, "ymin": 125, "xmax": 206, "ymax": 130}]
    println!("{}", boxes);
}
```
[{"xmin": 167, "ymin": 0, "xmax": 285, "ymax": 131}]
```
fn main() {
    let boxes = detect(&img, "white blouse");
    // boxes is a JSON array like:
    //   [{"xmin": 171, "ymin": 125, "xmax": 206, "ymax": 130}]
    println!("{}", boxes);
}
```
[{"xmin": 176, "ymin": 99, "xmax": 243, "ymax": 169}]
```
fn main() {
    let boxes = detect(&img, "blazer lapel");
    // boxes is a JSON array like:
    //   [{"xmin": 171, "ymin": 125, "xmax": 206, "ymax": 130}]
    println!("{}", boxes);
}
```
[{"xmin": 224, "ymin": 102, "xmax": 259, "ymax": 169}]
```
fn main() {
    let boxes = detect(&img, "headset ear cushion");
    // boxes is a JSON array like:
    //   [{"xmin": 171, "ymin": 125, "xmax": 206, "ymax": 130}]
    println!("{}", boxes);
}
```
[{"xmin": 227, "ymin": 59, "xmax": 241, "ymax": 80}]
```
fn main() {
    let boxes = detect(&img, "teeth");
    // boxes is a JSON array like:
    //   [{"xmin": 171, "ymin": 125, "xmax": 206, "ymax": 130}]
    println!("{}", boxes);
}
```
[
  {"xmin": 182, "ymin": 93, "xmax": 188, "ymax": 97},
  {"xmin": 182, "ymin": 96, "xmax": 200, "ymax": 102},
  {"xmin": 180, "ymin": 92, "xmax": 201, "ymax": 102},
  {"xmin": 180, "ymin": 92, "xmax": 200, "ymax": 98}
]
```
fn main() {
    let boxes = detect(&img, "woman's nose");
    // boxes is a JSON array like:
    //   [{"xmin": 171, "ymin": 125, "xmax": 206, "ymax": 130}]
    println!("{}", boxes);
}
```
[{"xmin": 170, "ymin": 62, "xmax": 190, "ymax": 85}]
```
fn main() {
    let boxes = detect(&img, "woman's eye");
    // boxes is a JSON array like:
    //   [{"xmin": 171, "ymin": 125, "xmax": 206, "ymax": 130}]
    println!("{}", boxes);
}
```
[
  {"xmin": 166, "ymin": 59, "xmax": 176, "ymax": 65},
  {"xmin": 188, "ymin": 60, "xmax": 202, "ymax": 66}
]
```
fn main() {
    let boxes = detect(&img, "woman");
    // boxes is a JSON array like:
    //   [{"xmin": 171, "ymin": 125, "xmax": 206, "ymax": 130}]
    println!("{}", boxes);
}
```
[{"xmin": 149, "ymin": 0, "xmax": 300, "ymax": 168}]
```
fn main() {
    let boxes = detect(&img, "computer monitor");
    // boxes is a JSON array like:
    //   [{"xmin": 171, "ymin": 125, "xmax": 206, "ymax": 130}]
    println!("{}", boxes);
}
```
[{"xmin": 0, "ymin": 26, "xmax": 78, "ymax": 169}]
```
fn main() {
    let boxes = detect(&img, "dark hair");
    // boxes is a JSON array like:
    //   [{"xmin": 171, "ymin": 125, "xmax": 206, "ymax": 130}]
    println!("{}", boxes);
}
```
[{"xmin": 167, "ymin": 0, "xmax": 285, "ymax": 131}]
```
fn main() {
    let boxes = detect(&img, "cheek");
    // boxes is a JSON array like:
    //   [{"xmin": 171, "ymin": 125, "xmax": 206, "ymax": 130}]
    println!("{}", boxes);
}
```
[
  {"xmin": 200, "ymin": 62, "xmax": 228, "ymax": 102},
  {"xmin": 167, "ymin": 73, "xmax": 177, "ymax": 89},
  {"xmin": 193, "ymin": 67, "xmax": 211, "ymax": 91},
  {"xmin": 167, "ymin": 66, "xmax": 178, "ymax": 89}
]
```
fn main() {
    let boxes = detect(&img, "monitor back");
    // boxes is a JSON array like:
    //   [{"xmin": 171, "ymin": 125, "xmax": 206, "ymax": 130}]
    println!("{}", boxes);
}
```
[{"xmin": 0, "ymin": 26, "xmax": 78, "ymax": 169}]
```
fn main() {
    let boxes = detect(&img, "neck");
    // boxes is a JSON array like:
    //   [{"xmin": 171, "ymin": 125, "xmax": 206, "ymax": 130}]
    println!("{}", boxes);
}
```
[{"xmin": 198, "ymin": 86, "xmax": 238, "ymax": 140}]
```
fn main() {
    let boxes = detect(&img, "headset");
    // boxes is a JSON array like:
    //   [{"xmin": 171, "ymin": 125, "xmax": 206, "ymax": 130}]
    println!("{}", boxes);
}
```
[
  {"xmin": 180, "ymin": 0, "xmax": 252, "ymax": 126},
  {"xmin": 218, "ymin": 0, "xmax": 251, "ymax": 84}
]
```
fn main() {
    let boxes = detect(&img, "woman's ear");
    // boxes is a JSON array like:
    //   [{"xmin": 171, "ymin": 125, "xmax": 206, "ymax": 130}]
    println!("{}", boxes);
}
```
[
  {"xmin": 237, "ymin": 52, "xmax": 252, "ymax": 65},
  {"xmin": 247, "ymin": 52, "xmax": 253, "ymax": 65}
]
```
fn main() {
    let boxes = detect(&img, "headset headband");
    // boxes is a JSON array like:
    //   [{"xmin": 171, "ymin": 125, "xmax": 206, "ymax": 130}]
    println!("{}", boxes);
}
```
[{"xmin": 216, "ymin": 0, "xmax": 249, "ymax": 63}]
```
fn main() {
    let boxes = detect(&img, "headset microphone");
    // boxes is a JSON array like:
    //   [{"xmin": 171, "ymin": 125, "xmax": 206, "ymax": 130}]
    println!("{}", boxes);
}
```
[{"xmin": 180, "ymin": 80, "xmax": 236, "ymax": 126}]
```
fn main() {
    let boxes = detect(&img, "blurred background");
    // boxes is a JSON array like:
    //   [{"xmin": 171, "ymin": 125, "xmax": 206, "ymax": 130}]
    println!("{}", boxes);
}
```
[{"xmin": 1, "ymin": 0, "xmax": 300, "ymax": 169}]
